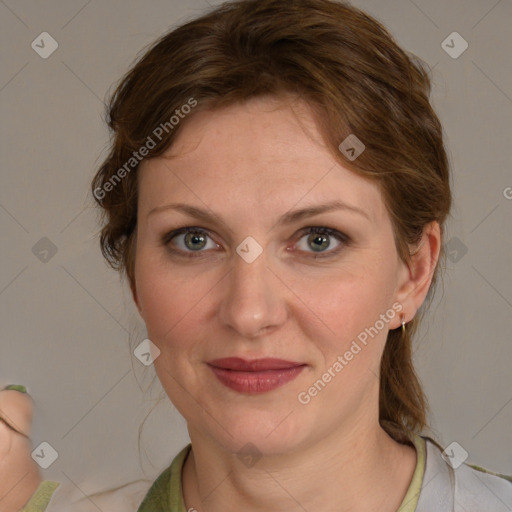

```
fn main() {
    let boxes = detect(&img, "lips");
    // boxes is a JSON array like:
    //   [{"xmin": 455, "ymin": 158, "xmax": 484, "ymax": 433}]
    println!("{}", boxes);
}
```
[
  {"xmin": 208, "ymin": 357, "xmax": 303, "ymax": 371},
  {"xmin": 207, "ymin": 358, "xmax": 306, "ymax": 393}
]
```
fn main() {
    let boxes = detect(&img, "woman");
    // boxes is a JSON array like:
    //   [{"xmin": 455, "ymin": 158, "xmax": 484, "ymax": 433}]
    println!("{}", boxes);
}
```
[{"xmin": 5, "ymin": 0, "xmax": 510, "ymax": 510}]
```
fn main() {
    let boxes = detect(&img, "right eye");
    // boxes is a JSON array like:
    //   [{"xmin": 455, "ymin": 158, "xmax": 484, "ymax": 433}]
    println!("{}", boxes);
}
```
[{"xmin": 163, "ymin": 227, "xmax": 220, "ymax": 257}]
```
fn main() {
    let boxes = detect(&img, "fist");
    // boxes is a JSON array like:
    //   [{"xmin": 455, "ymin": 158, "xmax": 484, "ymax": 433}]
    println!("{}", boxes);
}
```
[{"xmin": 0, "ymin": 386, "xmax": 42, "ymax": 512}]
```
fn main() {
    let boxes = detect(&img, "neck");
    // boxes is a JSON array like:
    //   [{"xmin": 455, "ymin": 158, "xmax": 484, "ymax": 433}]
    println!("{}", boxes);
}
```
[{"xmin": 182, "ymin": 421, "xmax": 417, "ymax": 512}]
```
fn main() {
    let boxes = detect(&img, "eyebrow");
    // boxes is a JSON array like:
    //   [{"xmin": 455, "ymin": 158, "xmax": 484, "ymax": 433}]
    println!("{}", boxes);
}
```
[{"xmin": 147, "ymin": 200, "xmax": 370, "ymax": 229}]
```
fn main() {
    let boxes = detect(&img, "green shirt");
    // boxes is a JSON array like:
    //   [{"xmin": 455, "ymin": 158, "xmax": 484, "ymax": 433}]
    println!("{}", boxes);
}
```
[{"xmin": 20, "ymin": 481, "xmax": 60, "ymax": 512}]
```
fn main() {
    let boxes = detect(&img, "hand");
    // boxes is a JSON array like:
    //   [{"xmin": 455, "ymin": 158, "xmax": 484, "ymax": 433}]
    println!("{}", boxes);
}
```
[{"xmin": 0, "ymin": 385, "xmax": 43, "ymax": 512}]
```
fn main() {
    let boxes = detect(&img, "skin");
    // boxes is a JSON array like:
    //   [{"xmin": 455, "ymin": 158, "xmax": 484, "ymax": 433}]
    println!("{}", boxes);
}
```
[
  {"xmin": 0, "ymin": 390, "xmax": 42, "ymax": 512},
  {"xmin": 132, "ymin": 95, "xmax": 440, "ymax": 511}
]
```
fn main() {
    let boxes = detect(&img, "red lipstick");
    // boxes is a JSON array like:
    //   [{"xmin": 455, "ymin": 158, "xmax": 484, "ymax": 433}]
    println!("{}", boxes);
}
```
[{"xmin": 207, "ymin": 358, "xmax": 306, "ymax": 393}]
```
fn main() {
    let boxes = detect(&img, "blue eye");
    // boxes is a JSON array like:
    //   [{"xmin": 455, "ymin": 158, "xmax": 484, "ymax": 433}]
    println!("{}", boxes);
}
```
[{"xmin": 163, "ymin": 226, "xmax": 349, "ymax": 258}]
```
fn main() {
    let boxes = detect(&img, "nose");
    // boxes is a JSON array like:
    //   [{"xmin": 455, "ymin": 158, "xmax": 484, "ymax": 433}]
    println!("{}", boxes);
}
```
[{"xmin": 218, "ymin": 248, "xmax": 287, "ymax": 339}]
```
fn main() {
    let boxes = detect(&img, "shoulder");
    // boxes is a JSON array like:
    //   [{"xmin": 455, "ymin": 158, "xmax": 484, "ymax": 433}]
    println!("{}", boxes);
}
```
[
  {"xmin": 454, "ymin": 461, "xmax": 512, "ymax": 510},
  {"xmin": 416, "ymin": 436, "xmax": 512, "ymax": 512},
  {"xmin": 137, "ymin": 444, "xmax": 191, "ymax": 512},
  {"xmin": 43, "ymin": 444, "xmax": 190, "ymax": 512},
  {"xmin": 44, "ymin": 479, "xmax": 153, "ymax": 512}
]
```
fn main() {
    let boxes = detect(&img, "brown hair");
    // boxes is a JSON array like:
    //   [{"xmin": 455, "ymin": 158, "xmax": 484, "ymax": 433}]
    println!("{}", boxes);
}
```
[{"xmin": 92, "ymin": 0, "xmax": 451, "ymax": 443}]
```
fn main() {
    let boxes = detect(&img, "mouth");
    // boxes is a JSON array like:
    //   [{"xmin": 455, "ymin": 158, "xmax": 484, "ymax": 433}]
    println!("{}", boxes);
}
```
[{"xmin": 206, "ymin": 357, "xmax": 307, "ymax": 394}]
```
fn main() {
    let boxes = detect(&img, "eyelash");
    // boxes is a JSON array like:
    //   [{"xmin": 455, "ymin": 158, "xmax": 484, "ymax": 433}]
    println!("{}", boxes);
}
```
[{"xmin": 162, "ymin": 226, "xmax": 350, "ymax": 259}]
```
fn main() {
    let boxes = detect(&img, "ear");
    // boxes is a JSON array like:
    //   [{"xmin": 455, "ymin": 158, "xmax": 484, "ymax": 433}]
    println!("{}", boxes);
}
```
[{"xmin": 392, "ymin": 221, "xmax": 441, "ymax": 328}]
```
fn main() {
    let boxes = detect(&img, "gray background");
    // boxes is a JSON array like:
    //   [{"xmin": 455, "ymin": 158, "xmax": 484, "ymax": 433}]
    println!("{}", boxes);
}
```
[{"xmin": 1, "ymin": 0, "xmax": 511, "ymax": 498}]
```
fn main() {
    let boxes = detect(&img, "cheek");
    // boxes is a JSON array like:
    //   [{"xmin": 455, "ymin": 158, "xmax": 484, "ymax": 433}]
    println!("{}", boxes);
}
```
[
  {"xmin": 286, "ymin": 255, "xmax": 398, "ymax": 350},
  {"xmin": 134, "ymin": 249, "xmax": 217, "ymax": 359},
  {"xmin": 137, "ymin": 270, "xmax": 201, "ymax": 342},
  {"xmin": 136, "ymin": 265, "xmax": 209, "ymax": 403}
]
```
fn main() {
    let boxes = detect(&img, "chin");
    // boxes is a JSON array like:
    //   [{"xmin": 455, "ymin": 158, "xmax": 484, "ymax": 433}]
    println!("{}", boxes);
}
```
[{"xmin": 199, "ymin": 405, "xmax": 313, "ymax": 458}]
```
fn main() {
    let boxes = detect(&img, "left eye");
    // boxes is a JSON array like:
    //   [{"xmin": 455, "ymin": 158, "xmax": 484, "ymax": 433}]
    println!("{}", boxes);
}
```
[
  {"xmin": 163, "ymin": 226, "xmax": 348, "ymax": 258},
  {"xmin": 293, "ymin": 226, "xmax": 347, "ymax": 256}
]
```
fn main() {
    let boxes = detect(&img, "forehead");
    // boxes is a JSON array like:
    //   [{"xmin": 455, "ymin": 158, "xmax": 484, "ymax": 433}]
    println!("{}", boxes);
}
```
[{"xmin": 138, "ymin": 97, "xmax": 386, "ymax": 225}]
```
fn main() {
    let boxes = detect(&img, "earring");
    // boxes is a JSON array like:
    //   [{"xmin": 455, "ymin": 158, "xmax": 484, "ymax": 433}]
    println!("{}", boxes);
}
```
[{"xmin": 401, "ymin": 315, "xmax": 406, "ymax": 334}]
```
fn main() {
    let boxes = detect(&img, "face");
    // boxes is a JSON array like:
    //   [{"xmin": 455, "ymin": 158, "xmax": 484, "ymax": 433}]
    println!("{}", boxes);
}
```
[{"xmin": 133, "ymin": 96, "xmax": 412, "ymax": 455}]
